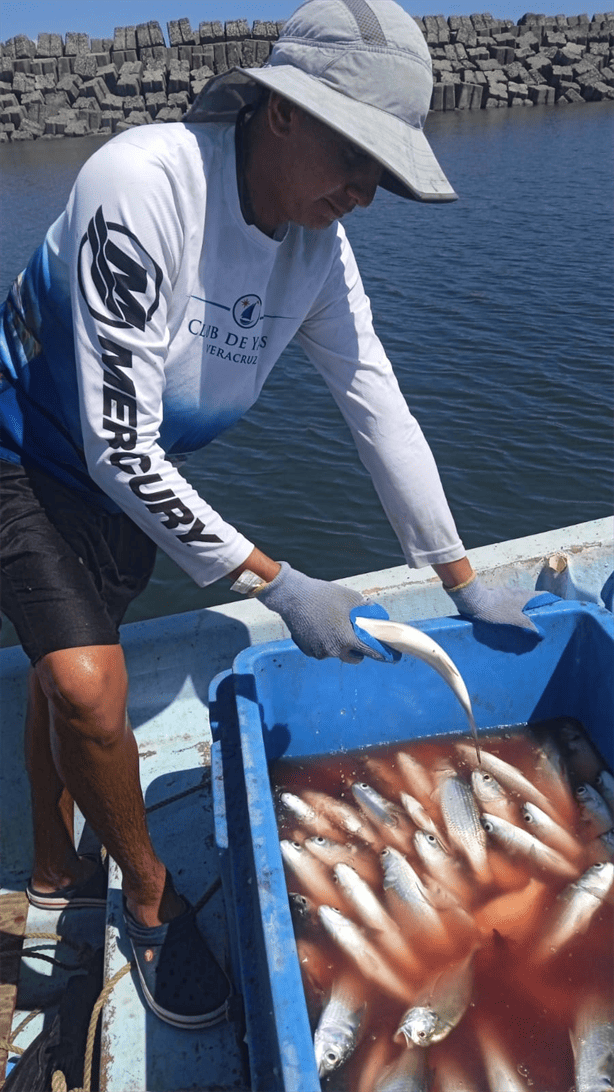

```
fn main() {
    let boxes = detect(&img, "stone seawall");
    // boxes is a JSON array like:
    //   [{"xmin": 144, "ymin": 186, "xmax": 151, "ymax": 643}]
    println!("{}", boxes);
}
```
[{"xmin": 1, "ymin": 11, "xmax": 613, "ymax": 142}]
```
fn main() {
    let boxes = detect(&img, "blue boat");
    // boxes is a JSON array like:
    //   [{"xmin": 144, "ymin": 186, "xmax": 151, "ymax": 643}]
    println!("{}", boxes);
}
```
[{"xmin": 1, "ymin": 517, "xmax": 612, "ymax": 1090}]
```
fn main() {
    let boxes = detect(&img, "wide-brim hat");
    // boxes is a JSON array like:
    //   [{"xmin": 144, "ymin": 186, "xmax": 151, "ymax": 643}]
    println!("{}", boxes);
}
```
[{"xmin": 185, "ymin": 0, "xmax": 457, "ymax": 203}]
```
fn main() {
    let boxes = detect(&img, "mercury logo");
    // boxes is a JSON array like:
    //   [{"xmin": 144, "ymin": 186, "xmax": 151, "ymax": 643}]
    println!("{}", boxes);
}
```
[
  {"xmin": 232, "ymin": 294, "xmax": 262, "ymax": 328},
  {"xmin": 78, "ymin": 206, "xmax": 162, "ymax": 331}
]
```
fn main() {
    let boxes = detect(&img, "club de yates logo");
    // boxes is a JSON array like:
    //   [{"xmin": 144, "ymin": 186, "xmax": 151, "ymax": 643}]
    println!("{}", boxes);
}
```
[{"xmin": 232, "ymin": 294, "xmax": 262, "ymax": 328}]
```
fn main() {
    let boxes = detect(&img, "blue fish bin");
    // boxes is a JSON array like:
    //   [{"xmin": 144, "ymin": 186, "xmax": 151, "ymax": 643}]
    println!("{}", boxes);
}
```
[{"xmin": 209, "ymin": 600, "xmax": 614, "ymax": 1092}]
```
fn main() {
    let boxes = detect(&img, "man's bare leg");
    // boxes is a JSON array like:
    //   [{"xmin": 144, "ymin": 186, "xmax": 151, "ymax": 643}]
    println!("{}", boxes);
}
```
[
  {"xmin": 33, "ymin": 644, "xmax": 183, "ymax": 927},
  {"xmin": 26, "ymin": 668, "xmax": 97, "ymax": 892}
]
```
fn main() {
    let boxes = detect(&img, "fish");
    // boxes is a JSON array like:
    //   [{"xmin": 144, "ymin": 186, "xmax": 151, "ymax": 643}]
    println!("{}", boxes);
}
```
[
  {"xmin": 521, "ymin": 801, "xmax": 585, "ymax": 863},
  {"xmin": 317, "ymin": 905, "xmax": 414, "ymax": 1005},
  {"xmin": 351, "ymin": 782, "xmax": 415, "ymax": 853},
  {"xmin": 470, "ymin": 769, "xmax": 520, "ymax": 824},
  {"xmin": 595, "ymin": 770, "xmax": 614, "ymax": 815},
  {"xmin": 456, "ymin": 743, "xmax": 563, "ymax": 823},
  {"xmin": 332, "ymin": 862, "xmax": 422, "ymax": 975},
  {"xmin": 480, "ymin": 813, "xmax": 579, "ymax": 881},
  {"xmin": 313, "ymin": 972, "xmax": 368, "ymax": 1078},
  {"xmin": 400, "ymin": 792, "xmax": 447, "ymax": 842},
  {"xmin": 533, "ymin": 861, "xmax": 614, "ymax": 963},
  {"xmin": 570, "ymin": 991, "xmax": 614, "ymax": 1092},
  {"xmin": 280, "ymin": 792, "xmax": 339, "ymax": 839},
  {"xmin": 395, "ymin": 751, "xmax": 435, "ymax": 809},
  {"xmin": 394, "ymin": 948, "xmax": 478, "ymax": 1047},
  {"xmin": 354, "ymin": 615, "xmax": 480, "ymax": 760},
  {"xmin": 437, "ymin": 772, "xmax": 491, "ymax": 880},
  {"xmin": 305, "ymin": 835, "xmax": 382, "ymax": 887},
  {"xmin": 560, "ymin": 718, "xmax": 604, "ymax": 784},
  {"xmin": 529, "ymin": 733, "xmax": 577, "ymax": 823},
  {"xmin": 576, "ymin": 783, "xmax": 614, "ymax": 838},
  {"xmin": 474, "ymin": 1017, "xmax": 533, "ymax": 1092},
  {"xmin": 373, "ymin": 1045, "xmax": 428, "ymax": 1092},
  {"xmin": 302, "ymin": 789, "xmax": 383, "ymax": 848},
  {"xmin": 594, "ymin": 828, "xmax": 614, "ymax": 861},
  {"xmin": 413, "ymin": 829, "xmax": 474, "ymax": 906},
  {"xmin": 280, "ymin": 839, "xmax": 350, "ymax": 911}
]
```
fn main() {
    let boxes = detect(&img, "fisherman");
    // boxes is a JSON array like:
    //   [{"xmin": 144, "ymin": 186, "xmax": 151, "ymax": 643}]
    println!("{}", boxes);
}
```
[{"xmin": 0, "ymin": 0, "xmax": 542, "ymax": 1028}]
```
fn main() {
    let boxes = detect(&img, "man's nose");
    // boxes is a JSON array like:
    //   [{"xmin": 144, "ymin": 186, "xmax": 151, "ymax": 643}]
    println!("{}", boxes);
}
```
[{"xmin": 346, "ymin": 164, "xmax": 382, "ymax": 208}]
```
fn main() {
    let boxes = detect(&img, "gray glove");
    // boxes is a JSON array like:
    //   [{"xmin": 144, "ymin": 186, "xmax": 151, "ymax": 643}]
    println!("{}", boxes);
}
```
[
  {"xmin": 258, "ymin": 562, "xmax": 377, "ymax": 662},
  {"xmin": 445, "ymin": 575, "xmax": 540, "ymax": 634}
]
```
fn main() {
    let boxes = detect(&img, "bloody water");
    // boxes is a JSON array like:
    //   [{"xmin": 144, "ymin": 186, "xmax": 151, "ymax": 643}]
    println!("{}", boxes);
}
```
[{"xmin": 270, "ymin": 718, "xmax": 613, "ymax": 1091}]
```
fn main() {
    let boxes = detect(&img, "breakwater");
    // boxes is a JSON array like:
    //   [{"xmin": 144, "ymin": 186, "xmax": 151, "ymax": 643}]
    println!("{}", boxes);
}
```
[{"xmin": 0, "ymin": 11, "xmax": 613, "ymax": 142}]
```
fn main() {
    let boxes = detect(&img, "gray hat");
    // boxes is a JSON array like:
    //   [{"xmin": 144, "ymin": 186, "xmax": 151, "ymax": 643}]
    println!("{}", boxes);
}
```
[{"xmin": 185, "ymin": 0, "xmax": 457, "ymax": 203}]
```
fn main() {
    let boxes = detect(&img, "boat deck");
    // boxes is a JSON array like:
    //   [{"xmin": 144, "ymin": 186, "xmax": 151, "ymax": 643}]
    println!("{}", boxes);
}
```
[{"xmin": 0, "ymin": 518, "xmax": 611, "ymax": 1090}]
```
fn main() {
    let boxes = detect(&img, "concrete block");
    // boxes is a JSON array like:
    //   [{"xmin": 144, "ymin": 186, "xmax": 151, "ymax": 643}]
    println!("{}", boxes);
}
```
[
  {"xmin": 528, "ymin": 83, "xmax": 556, "ymax": 103},
  {"xmin": 225, "ymin": 41, "xmax": 241, "ymax": 68},
  {"xmin": 116, "ymin": 73, "xmax": 141, "ymax": 96},
  {"xmin": 561, "ymin": 86, "xmax": 585, "ymax": 101},
  {"xmin": 240, "ymin": 40, "xmax": 258, "ymax": 68},
  {"xmin": 225, "ymin": 20, "xmax": 249, "ymax": 40},
  {"xmin": 213, "ymin": 43, "xmax": 228, "ymax": 73},
  {"xmin": 12, "ymin": 71, "xmax": 34, "ymax": 93},
  {"xmin": 95, "ymin": 65, "xmax": 118, "ymax": 92},
  {"xmin": 13, "ymin": 35, "xmax": 36, "ymax": 59},
  {"xmin": 516, "ymin": 30, "xmax": 541, "ymax": 50},
  {"xmin": 124, "ymin": 109, "xmax": 152, "ymax": 126},
  {"xmin": 489, "ymin": 45, "xmax": 514, "ymax": 63},
  {"xmin": 255, "ymin": 41, "xmax": 272, "ymax": 65},
  {"xmin": 156, "ymin": 105, "xmax": 183, "ymax": 122},
  {"xmin": 252, "ymin": 20, "xmax": 278, "ymax": 40},
  {"xmin": 64, "ymin": 32, "xmax": 90, "ymax": 56},
  {"xmin": 168, "ymin": 68, "xmax": 190, "ymax": 94},
  {"xmin": 543, "ymin": 29, "xmax": 566, "ymax": 46},
  {"xmin": 37, "ymin": 33, "xmax": 63, "ymax": 58},
  {"xmin": 122, "ymin": 95, "xmax": 146, "ymax": 114},
  {"xmin": 148, "ymin": 22, "xmax": 166, "ymax": 47},
  {"xmin": 455, "ymin": 81, "xmax": 478, "ymax": 107},
  {"xmin": 190, "ymin": 73, "xmax": 212, "ymax": 96},
  {"xmin": 167, "ymin": 22, "xmax": 183, "ymax": 47},
  {"xmin": 140, "ymin": 46, "xmax": 169, "ymax": 66},
  {"xmin": 142, "ymin": 68, "xmax": 166, "ymax": 93},
  {"xmin": 136, "ymin": 24, "xmax": 152, "ymax": 50},
  {"xmin": 179, "ymin": 18, "xmax": 197, "ymax": 45},
  {"xmin": 178, "ymin": 46, "xmax": 193, "ymax": 65},
  {"xmin": 199, "ymin": 21, "xmax": 224, "ymax": 43},
  {"xmin": 13, "ymin": 60, "xmax": 33, "ymax": 75},
  {"xmin": 144, "ymin": 91, "xmax": 167, "ymax": 117},
  {"xmin": 113, "ymin": 29, "xmax": 126, "ymax": 52},
  {"xmin": 73, "ymin": 54, "xmax": 98, "ymax": 80}
]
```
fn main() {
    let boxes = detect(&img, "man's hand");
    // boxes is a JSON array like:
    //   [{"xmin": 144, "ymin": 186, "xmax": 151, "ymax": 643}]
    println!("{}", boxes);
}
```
[
  {"xmin": 444, "ymin": 574, "xmax": 541, "ymax": 634},
  {"xmin": 257, "ymin": 562, "xmax": 380, "ymax": 662}
]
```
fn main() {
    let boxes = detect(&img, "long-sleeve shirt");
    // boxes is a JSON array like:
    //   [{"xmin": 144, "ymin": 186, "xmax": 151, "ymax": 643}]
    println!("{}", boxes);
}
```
[{"xmin": 0, "ymin": 120, "xmax": 464, "ymax": 586}]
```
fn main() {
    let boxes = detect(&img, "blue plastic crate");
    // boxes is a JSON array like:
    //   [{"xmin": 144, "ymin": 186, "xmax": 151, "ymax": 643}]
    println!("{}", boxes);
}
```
[{"xmin": 210, "ymin": 600, "xmax": 614, "ymax": 1092}]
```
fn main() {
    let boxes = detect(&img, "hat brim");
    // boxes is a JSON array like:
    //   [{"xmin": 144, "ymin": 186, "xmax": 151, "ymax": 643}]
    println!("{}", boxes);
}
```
[{"xmin": 188, "ymin": 66, "xmax": 457, "ymax": 204}]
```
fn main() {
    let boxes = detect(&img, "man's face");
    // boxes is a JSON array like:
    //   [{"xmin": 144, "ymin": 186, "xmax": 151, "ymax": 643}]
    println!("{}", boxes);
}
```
[{"xmin": 272, "ymin": 105, "xmax": 384, "ymax": 230}]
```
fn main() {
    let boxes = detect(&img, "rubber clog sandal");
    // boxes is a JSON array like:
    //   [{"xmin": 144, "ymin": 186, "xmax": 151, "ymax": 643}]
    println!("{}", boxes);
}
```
[
  {"xmin": 26, "ymin": 852, "xmax": 108, "ymax": 910},
  {"xmin": 123, "ymin": 886, "xmax": 233, "ymax": 1030}
]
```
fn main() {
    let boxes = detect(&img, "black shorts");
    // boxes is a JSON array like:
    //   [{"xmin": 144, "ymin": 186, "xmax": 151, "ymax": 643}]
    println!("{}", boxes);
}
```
[{"xmin": 0, "ymin": 459, "xmax": 157, "ymax": 666}]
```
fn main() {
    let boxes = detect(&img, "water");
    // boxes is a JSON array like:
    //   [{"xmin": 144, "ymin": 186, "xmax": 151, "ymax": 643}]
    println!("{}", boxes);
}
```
[
  {"xmin": 272, "ymin": 719, "xmax": 613, "ymax": 1091},
  {"xmin": 1, "ymin": 105, "xmax": 612, "ymax": 641}
]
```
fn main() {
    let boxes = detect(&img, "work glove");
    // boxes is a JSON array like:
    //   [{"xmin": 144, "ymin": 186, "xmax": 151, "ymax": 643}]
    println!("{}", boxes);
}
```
[
  {"xmin": 258, "ymin": 561, "xmax": 380, "ymax": 663},
  {"xmin": 444, "ymin": 574, "xmax": 544, "ymax": 635}
]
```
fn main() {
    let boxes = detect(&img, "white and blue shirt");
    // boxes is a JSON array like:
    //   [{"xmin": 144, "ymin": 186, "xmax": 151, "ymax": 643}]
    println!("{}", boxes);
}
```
[{"xmin": 0, "ymin": 122, "xmax": 463, "ymax": 586}]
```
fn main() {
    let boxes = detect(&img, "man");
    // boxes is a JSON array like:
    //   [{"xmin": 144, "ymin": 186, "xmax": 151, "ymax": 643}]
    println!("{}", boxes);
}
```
[{"xmin": 0, "ymin": 0, "xmax": 540, "ymax": 1028}]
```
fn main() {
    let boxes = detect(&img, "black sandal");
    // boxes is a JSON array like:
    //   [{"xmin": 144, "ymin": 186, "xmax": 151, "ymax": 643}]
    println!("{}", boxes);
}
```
[
  {"xmin": 26, "ymin": 853, "xmax": 108, "ymax": 910},
  {"xmin": 123, "ymin": 875, "xmax": 232, "ymax": 1030}
]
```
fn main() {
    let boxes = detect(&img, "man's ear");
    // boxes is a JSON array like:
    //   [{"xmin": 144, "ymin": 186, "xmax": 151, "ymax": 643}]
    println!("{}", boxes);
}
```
[{"xmin": 267, "ymin": 92, "xmax": 297, "ymax": 137}]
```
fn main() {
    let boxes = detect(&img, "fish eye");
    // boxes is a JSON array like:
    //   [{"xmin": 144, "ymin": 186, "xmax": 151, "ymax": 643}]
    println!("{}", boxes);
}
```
[
  {"xmin": 291, "ymin": 840, "xmax": 302, "ymax": 849},
  {"xmin": 482, "ymin": 773, "xmax": 492, "ymax": 782},
  {"xmin": 357, "ymin": 782, "xmax": 369, "ymax": 789},
  {"xmin": 594, "ymin": 862, "xmax": 605, "ymax": 871},
  {"xmin": 325, "ymin": 1049, "xmax": 339, "ymax": 1065},
  {"xmin": 483, "ymin": 820, "xmax": 494, "ymax": 832},
  {"xmin": 522, "ymin": 810, "xmax": 533, "ymax": 823},
  {"xmin": 575, "ymin": 786, "xmax": 588, "ymax": 798},
  {"xmin": 313, "ymin": 836, "xmax": 326, "ymax": 845},
  {"xmin": 425, "ymin": 833, "xmax": 437, "ymax": 844}
]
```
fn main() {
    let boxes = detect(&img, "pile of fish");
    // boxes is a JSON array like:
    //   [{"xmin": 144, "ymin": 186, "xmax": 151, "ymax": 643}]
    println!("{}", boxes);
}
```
[{"xmin": 273, "ymin": 717, "xmax": 614, "ymax": 1091}]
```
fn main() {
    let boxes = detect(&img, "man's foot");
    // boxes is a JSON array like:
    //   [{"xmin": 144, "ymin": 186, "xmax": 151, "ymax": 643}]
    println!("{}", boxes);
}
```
[
  {"xmin": 27, "ymin": 852, "xmax": 108, "ymax": 910},
  {"xmin": 123, "ymin": 871, "xmax": 232, "ymax": 1029}
]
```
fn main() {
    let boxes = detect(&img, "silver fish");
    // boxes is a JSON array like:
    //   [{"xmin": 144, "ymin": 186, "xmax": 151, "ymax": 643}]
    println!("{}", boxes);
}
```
[
  {"xmin": 576, "ymin": 783, "xmax": 614, "ymax": 838},
  {"xmin": 474, "ymin": 1017, "xmax": 533, "ymax": 1092},
  {"xmin": 400, "ymin": 792, "xmax": 446, "ymax": 841},
  {"xmin": 305, "ymin": 835, "xmax": 381, "ymax": 887},
  {"xmin": 570, "ymin": 991, "xmax": 614, "ymax": 1092},
  {"xmin": 313, "ymin": 972, "xmax": 367, "ymax": 1078},
  {"xmin": 595, "ymin": 770, "xmax": 614, "ymax": 815},
  {"xmin": 280, "ymin": 792, "xmax": 339, "ymax": 839},
  {"xmin": 530, "ymin": 731, "xmax": 575, "ymax": 817},
  {"xmin": 480, "ymin": 813, "xmax": 578, "ymax": 880},
  {"xmin": 354, "ymin": 615, "xmax": 480, "ymax": 759},
  {"xmin": 302, "ymin": 789, "xmax": 383, "ymax": 847},
  {"xmin": 280, "ymin": 839, "xmax": 348, "ymax": 910},
  {"xmin": 373, "ymin": 1046, "xmax": 427, "ymax": 1092},
  {"xmin": 317, "ymin": 905, "xmax": 413, "ymax": 1004},
  {"xmin": 413, "ymin": 829, "xmax": 473, "ymax": 905},
  {"xmin": 470, "ymin": 769, "xmax": 519, "ymax": 824},
  {"xmin": 351, "ymin": 782, "xmax": 414, "ymax": 852},
  {"xmin": 395, "ymin": 751, "xmax": 435, "ymax": 809},
  {"xmin": 597, "ymin": 828, "xmax": 614, "ymax": 860},
  {"xmin": 438, "ymin": 772, "xmax": 491, "ymax": 880},
  {"xmin": 560, "ymin": 719, "xmax": 604, "ymax": 784},
  {"xmin": 333, "ymin": 862, "xmax": 421, "ymax": 975},
  {"xmin": 521, "ymin": 801, "xmax": 584, "ymax": 862},
  {"xmin": 533, "ymin": 862, "xmax": 614, "ymax": 962},
  {"xmin": 395, "ymin": 948, "xmax": 477, "ymax": 1047},
  {"xmin": 456, "ymin": 742, "xmax": 563, "ymax": 823}
]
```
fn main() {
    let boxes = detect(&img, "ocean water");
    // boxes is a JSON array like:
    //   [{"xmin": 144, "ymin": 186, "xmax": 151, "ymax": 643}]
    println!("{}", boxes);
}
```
[{"xmin": 0, "ymin": 103, "xmax": 612, "ymax": 637}]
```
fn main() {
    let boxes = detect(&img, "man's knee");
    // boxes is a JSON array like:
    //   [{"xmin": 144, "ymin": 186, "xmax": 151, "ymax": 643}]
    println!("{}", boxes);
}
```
[{"xmin": 36, "ymin": 646, "xmax": 128, "ymax": 743}]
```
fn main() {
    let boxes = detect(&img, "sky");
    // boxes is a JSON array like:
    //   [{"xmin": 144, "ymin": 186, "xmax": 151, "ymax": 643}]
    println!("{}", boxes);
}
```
[{"xmin": 0, "ymin": 0, "xmax": 597, "ymax": 44}]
